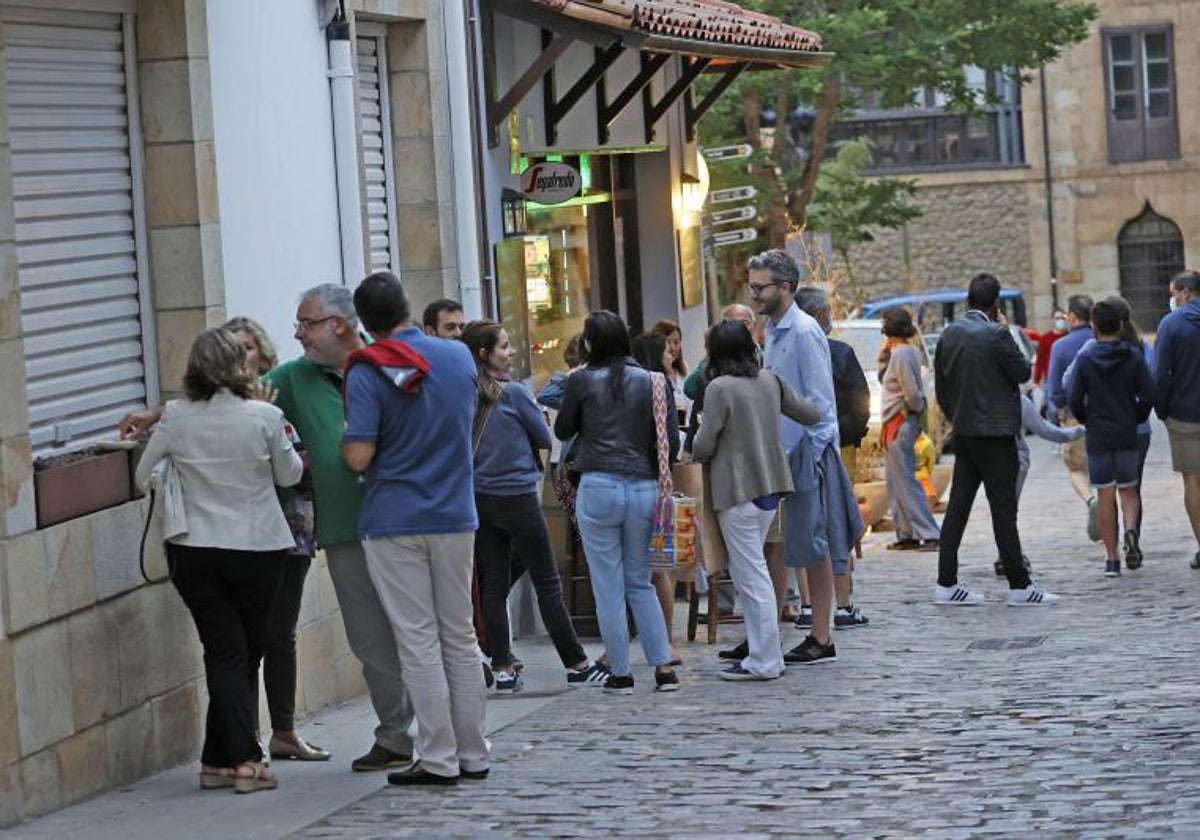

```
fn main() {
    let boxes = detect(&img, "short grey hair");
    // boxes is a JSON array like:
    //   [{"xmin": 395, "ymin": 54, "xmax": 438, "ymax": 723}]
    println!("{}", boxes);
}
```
[
  {"xmin": 746, "ymin": 249, "xmax": 801, "ymax": 290},
  {"xmin": 794, "ymin": 287, "xmax": 829, "ymax": 318},
  {"xmin": 300, "ymin": 283, "xmax": 358, "ymax": 327}
]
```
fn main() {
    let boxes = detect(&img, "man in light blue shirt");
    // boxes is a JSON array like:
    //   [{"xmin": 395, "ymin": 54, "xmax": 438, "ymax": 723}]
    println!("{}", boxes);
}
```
[{"xmin": 749, "ymin": 249, "xmax": 861, "ymax": 666}]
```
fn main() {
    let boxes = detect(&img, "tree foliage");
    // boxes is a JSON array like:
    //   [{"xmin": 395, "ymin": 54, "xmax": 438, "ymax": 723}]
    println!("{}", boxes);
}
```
[
  {"xmin": 805, "ymin": 138, "xmax": 921, "ymax": 278},
  {"xmin": 698, "ymin": 0, "xmax": 1098, "ymax": 262}
]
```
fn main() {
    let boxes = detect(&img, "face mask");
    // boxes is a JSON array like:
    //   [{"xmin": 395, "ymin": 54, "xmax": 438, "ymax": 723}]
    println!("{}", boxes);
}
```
[
  {"xmin": 1053, "ymin": 318, "xmax": 1068, "ymax": 331},
  {"xmin": 1170, "ymin": 297, "xmax": 1179, "ymax": 313}
]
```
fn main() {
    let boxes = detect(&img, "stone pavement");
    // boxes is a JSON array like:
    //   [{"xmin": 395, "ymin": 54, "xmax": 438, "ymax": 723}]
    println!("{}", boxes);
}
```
[{"xmin": 299, "ymin": 428, "xmax": 1200, "ymax": 838}]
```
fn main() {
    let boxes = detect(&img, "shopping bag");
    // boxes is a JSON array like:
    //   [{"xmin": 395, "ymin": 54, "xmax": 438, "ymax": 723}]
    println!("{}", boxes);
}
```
[{"xmin": 672, "ymin": 461, "xmax": 727, "ymax": 574}]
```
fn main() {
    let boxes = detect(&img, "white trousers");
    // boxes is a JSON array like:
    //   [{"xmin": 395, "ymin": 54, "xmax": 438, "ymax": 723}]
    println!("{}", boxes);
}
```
[
  {"xmin": 363, "ymin": 533, "xmax": 489, "ymax": 776},
  {"xmin": 718, "ymin": 501, "xmax": 784, "ymax": 677}
]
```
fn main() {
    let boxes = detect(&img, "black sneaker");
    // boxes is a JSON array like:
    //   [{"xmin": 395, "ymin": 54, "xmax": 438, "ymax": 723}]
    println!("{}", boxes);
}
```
[
  {"xmin": 1192, "ymin": 552, "xmax": 1200, "ymax": 570},
  {"xmin": 566, "ymin": 661, "xmax": 610, "ymax": 688},
  {"xmin": 603, "ymin": 674, "xmax": 634, "ymax": 695},
  {"xmin": 1123, "ymin": 529, "xmax": 1143, "ymax": 570},
  {"xmin": 915, "ymin": 539, "xmax": 940, "ymax": 552},
  {"xmin": 718, "ymin": 664, "xmax": 778, "ymax": 681},
  {"xmin": 833, "ymin": 605, "xmax": 869, "ymax": 630},
  {"xmin": 654, "ymin": 670, "xmax": 680, "ymax": 692},
  {"xmin": 459, "ymin": 766, "xmax": 489, "ymax": 781},
  {"xmin": 783, "ymin": 635, "xmax": 836, "ymax": 665},
  {"xmin": 494, "ymin": 670, "xmax": 524, "ymax": 693},
  {"xmin": 793, "ymin": 605, "xmax": 813, "ymax": 629},
  {"xmin": 718, "ymin": 640, "xmax": 749, "ymax": 660},
  {"xmin": 1104, "ymin": 559, "xmax": 1121, "ymax": 578},
  {"xmin": 887, "ymin": 538, "xmax": 921, "ymax": 551}
]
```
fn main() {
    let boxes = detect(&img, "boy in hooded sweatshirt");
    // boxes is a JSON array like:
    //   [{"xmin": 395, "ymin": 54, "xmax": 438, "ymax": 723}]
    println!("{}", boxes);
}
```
[{"xmin": 1068, "ymin": 297, "xmax": 1155, "ymax": 578}]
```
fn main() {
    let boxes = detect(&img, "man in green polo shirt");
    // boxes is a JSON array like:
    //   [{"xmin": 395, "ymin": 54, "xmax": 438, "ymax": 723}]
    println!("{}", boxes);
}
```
[
  {"xmin": 264, "ymin": 284, "xmax": 415, "ymax": 772},
  {"xmin": 120, "ymin": 284, "xmax": 415, "ymax": 773}
]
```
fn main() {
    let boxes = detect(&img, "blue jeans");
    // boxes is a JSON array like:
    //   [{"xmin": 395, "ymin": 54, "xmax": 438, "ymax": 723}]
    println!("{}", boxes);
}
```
[{"xmin": 575, "ymin": 472, "xmax": 672, "ymax": 677}]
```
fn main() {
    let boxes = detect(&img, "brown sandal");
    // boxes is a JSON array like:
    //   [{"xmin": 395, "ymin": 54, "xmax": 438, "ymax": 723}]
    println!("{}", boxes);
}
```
[
  {"xmin": 200, "ymin": 767, "xmax": 235, "ymax": 790},
  {"xmin": 233, "ymin": 762, "xmax": 277, "ymax": 794}
]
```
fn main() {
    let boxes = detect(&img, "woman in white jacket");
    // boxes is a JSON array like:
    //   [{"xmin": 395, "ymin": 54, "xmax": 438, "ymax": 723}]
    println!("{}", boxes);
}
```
[{"xmin": 136, "ymin": 328, "xmax": 302, "ymax": 794}]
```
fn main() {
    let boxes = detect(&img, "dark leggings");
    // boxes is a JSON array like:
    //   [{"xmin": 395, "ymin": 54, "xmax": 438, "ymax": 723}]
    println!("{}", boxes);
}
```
[
  {"xmin": 170, "ymin": 545, "xmax": 285, "ymax": 767},
  {"xmin": 1135, "ymin": 431, "xmax": 1151, "ymax": 533},
  {"xmin": 262, "ymin": 556, "xmax": 312, "ymax": 733},
  {"xmin": 475, "ymin": 492, "xmax": 586, "ymax": 669}
]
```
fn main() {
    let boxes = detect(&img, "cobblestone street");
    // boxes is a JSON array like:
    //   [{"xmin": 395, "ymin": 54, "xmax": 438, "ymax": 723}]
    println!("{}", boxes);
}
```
[{"xmin": 300, "ymin": 430, "xmax": 1200, "ymax": 838}]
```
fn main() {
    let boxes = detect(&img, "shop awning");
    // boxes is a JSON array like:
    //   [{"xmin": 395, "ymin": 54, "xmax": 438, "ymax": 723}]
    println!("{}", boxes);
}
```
[
  {"xmin": 526, "ymin": 0, "xmax": 827, "ymax": 68},
  {"xmin": 486, "ymin": 0, "xmax": 830, "ymax": 147}
]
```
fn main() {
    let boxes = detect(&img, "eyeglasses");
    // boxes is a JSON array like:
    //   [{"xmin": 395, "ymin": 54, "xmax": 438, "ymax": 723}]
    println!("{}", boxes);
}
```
[
  {"xmin": 294, "ymin": 315, "xmax": 336, "ymax": 332},
  {"xmin": 746, "ymin": 281, "xmax": 777, "ymax": 298}
]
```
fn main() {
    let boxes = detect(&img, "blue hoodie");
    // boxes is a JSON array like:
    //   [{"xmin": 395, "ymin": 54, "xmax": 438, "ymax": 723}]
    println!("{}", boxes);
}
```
[
  {"xmin": 1069, "ymin": 340, "xmax": 1155, "ymax": 453},
  {"xmin": 1155, "ymin": 299, "xmax": 1200, "ymax": 423}
]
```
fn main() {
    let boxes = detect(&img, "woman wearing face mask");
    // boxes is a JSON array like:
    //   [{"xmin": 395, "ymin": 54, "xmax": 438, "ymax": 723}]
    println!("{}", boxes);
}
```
[{"xmin": 463, "ymin": 320, "xmax": 606, "ymax": 692}]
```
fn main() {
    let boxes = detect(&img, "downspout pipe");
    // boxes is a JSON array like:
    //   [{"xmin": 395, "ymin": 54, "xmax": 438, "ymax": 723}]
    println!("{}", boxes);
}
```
[
  {"xmin": 1039, "ymin": 65, "xmax": 1060, "ymax": 314},
  {"xmin": 327, "ymin": 15, "xmax": 367, "ymax": 289},
  {"xmin": 445, "ymin": 0, "xmax": 488, "ymax": 320}
]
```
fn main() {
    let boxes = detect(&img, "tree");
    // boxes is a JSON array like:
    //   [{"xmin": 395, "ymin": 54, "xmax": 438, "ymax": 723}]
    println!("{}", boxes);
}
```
[
  {"xmin": 805, "ymin": 138, "xmax": 922, "ymax": 286},
  {"xmin": 698, "ymin": 0, "xmax": 1098, "ymax": 231}
]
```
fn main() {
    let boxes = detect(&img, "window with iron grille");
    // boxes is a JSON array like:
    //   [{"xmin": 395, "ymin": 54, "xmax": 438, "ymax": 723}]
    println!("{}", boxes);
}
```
[
  {"xmin": 1103, "ymin": 26, "xmax": 1178, "ymax": 163},
  {"xmin": 1117, "ymin": 202, "xmax": 1182, "ymax": 330}
]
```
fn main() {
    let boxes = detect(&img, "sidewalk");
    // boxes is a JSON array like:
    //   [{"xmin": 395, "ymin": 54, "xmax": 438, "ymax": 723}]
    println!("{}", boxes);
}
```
[{"xmin": 6, "ymin": 638, "xmax": 576, "ymax": 839}]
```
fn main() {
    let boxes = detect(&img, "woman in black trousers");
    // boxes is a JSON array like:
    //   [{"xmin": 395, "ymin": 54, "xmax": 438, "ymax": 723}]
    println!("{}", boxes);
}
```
[
  {"xmin": 463, "ymin": 320, "xmax": 606, "ymax": 692},
  {"xmin": 137, "ymin": 328, "xmax": 303, "ymax": 792}
]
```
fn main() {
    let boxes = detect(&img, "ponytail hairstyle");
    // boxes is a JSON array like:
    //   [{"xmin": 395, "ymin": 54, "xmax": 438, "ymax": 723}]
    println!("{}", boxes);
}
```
[{"xmin": 461, "ymin": 319, "xmax": 506, "ymax": 404}]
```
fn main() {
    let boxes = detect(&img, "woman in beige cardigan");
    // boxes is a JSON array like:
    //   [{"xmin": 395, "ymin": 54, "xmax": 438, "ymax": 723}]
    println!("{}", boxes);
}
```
[
  {"xmin": 136, "ymin": 328, "xmax": 303, "ymax": 793},
  {"xmin": 692, "ymin": 321, "xmax": 819, "ymax": 680}
]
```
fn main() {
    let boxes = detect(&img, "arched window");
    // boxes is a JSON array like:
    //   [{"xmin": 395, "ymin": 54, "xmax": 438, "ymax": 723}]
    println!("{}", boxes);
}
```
[{"xmin": 1117, "ymin": 202, "xmax": 1184, "ymax": 330}]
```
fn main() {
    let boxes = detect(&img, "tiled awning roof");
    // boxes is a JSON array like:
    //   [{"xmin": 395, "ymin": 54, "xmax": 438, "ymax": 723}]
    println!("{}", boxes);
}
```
[{"xmin": 528, "ymin": 0, "xmax": 827, "ymax": 68}]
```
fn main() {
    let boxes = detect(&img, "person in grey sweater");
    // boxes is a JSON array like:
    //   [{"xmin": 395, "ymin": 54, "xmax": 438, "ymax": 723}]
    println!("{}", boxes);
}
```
[
  {"xmin": 879, "ymin": 308, "xmax": 940, "ymax": 552},
  {"xmin": 462, "ymin": 321, "xmax": 604, "ymax": 692},
  {"xmin": 692, "ymin": 321, "xmax": 819, "ymax": 681}
]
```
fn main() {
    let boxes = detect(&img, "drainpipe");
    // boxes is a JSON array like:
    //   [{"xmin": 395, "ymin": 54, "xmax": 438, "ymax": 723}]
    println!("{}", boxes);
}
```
[
  {"xmin": 327, "ymin": 11, "xmax": 367, "ymax": 289},
  {"xmin": 445, "ymin": 0, "xmax": 489, "ymax": 320},
  {"xmin": 1039, "ymin": 65, "xmax": 1060, "ymax": 313}
]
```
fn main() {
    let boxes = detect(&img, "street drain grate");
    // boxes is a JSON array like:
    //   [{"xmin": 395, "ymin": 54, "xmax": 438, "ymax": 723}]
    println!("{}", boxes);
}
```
[{"xmin": 967, "ymin": 635, "xmax": 1048, "ymax": 651}]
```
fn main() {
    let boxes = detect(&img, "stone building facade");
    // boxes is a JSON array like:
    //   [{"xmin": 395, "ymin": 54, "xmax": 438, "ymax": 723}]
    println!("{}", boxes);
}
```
[
  {"xmin": 0, "ymin": 0, "xmax": 469, "ymax": 824},
  {"xmin": 842, "ymin": 0, "xmax": 1199, "ymax": 330}
]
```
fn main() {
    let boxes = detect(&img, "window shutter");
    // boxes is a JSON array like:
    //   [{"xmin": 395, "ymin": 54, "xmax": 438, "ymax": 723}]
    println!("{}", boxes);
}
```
[
  {"xmin": 1141, "ymin": 26, "xmax": 1178, "ymax": 161},
  {"xmin": 356, "ymin": 34, "xmax": 400, "ymax": 274},
  {"xmin": 3, "ymin": 4, "xmax": 153, "ymax": 453},
  {"xmin": 1104, "ymin": 31, "xmax": 1143, "ymax": 163}
]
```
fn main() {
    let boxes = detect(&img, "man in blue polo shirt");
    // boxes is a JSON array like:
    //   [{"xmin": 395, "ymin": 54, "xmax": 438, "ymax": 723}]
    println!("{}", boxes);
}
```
[{"xmin": 342, "ymin": 272, "xmax": 488, "ymax": 787}]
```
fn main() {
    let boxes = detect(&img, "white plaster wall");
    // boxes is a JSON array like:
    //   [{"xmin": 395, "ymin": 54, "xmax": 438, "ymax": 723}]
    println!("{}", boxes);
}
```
[{"xmin": 207, "ymin": 0, "xmax": 343, "ymax": 359}]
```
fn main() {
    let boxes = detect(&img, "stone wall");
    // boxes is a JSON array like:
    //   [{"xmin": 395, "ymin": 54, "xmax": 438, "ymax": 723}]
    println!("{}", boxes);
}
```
[
  {"xmin": 841, "ymin": 180, "xmax": 1035, "ymax": 300},
  {"xmin": 0, "ymin": 0, "xmax": 457, "ymax": 824}
]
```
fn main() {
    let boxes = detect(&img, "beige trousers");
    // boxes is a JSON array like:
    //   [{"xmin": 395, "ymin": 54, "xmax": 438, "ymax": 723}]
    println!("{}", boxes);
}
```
[{"xmin": 363, "ymin": 532, "xmax": 489, "ymax": 776}]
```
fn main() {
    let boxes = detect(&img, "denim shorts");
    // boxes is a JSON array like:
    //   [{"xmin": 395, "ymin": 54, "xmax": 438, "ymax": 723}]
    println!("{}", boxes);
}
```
[{"xmin": 1087, "ymin": 449, "xmax": 1140, "ymax": 489}]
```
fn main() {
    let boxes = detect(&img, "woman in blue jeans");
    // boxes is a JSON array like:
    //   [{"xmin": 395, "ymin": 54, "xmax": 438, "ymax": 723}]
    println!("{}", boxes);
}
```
[{"xmin": 554, "ymin": 311, "xmax": 681, "ymax": 694}]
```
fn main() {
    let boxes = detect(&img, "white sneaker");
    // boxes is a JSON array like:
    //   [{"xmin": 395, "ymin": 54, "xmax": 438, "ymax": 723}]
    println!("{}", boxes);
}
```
[
  {"xmin": 934, "ymin": 584, "xmax": 984, "ymax": 605},
  {"xmin": 1007, "ymin": 584, "xmax": 1060, "ymax": 607}
]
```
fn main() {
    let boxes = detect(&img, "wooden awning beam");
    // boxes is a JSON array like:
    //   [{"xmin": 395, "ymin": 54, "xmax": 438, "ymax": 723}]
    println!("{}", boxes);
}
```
[
  {"xmin": 644, "ymin": 56, "xmax": 711, "ymax": 144},
  {"xmin": 487, "ymin": 30, "xmax": 573, "ymax": 146},
  {"xmin": 684, "ymin": 61, "xmax": 749, "ymax": 142},
  {"xmin": 595, "ymin": 51, "xmax": 669, "ymax": 145},
  {"xmin": 545, "ymin": 41, "xmax": 625, "ymax": 146}
]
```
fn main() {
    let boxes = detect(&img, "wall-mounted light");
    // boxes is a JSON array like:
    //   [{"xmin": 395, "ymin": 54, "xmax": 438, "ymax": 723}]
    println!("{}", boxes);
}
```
[
  {"xmin": 501, "ymin": 187, "xmax": 527, "ymax": 238},
  {"xmin": 677, "ymin": 154, "xmax": 710, "ymax": 228}
]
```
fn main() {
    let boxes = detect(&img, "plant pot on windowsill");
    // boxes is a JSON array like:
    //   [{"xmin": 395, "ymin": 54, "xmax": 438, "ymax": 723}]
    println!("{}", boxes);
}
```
[{"xmin": 34, "ymin": 443, "xmax": 136, "ymax": 529}]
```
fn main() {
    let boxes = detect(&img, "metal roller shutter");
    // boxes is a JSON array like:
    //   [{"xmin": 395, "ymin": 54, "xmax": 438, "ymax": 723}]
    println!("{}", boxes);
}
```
[
  {"xmin": 2, "ymin": 2, "xmax": 154, "ymax": 454},
  {"xmin": 356, "ymin": 32, "xmax": 400, "ymax": 274}
]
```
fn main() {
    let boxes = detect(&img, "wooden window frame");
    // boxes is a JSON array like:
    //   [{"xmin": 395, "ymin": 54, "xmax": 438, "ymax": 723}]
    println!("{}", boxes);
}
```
[{"xmin": 1102, "ymin": 24, "xmax": 1179, "ymax": 164}]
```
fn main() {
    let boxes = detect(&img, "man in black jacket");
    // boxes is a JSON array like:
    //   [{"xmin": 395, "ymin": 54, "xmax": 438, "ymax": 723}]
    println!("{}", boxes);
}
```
[{"xmin": 933, "ymin": 274, "xmax": 1059, "ymax": 607}]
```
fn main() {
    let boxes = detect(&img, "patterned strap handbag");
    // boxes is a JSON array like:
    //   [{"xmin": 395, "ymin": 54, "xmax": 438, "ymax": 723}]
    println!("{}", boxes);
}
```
[{"xmin": 647, "ymin": 372, "xmax": 697, "ymax": 570}]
